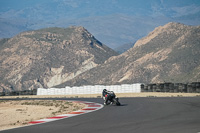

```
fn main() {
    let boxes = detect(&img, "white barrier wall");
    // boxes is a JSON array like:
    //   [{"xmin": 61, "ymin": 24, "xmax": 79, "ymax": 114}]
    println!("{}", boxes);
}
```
[{"xmin": 37, "ymin": 83, "xmax": 142, "ymax": 95}]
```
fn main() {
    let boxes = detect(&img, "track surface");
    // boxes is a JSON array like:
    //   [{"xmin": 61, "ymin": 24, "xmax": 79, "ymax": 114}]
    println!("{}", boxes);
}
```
[{"xmin": 1, "ymin": 97, "xmax": 200, "ymax": 133}]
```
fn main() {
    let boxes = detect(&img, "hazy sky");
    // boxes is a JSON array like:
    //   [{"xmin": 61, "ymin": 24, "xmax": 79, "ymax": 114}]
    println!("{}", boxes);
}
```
[
  {"xmin": 1, "ymin": 0, "xmax": 200, "ymax": 48},
  {"xmin": 1, "ymin": 0, "xmax": 200, "ymax": 18}
]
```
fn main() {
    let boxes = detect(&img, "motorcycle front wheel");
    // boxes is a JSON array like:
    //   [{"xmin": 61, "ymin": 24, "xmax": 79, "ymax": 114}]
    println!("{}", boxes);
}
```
[{"xmin": 113, "ymin": 98, "xmax": 121, "ymax": 106}]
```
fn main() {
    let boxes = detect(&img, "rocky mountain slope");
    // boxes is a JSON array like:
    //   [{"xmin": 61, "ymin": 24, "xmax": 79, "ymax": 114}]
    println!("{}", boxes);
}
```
[
  {"xmin": 59, "ymin": 22, "xmax": 200, "ymax": 87},
  {"xmin": 0, "ymin": 26, "xmax": 118, "ymax": 92}
]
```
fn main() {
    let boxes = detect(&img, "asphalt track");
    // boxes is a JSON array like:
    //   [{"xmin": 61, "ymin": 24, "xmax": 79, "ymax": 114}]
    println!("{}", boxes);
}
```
[{"xmin": 1, "ymin": 97, "xmax": 200, "ymax": 133}]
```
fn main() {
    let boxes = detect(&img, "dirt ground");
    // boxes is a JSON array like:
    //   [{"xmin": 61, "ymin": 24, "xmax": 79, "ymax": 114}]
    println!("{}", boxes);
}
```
[{"xmin": 0, "ymin": 100, "xmax": 85, "ymax": 131}]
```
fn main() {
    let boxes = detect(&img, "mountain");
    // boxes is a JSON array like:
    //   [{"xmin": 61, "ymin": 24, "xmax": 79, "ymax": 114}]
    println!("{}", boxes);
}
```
[
  {"xmin": 58, "ymin": 22, "xmax": 200, "ymax": 87},
  {"xmin": 1, "ymin": 0, "xmax": 200, "ymax": 48},
  {"xmin": 0, "ymin": 26, "xmax": 118, "ymax": 92}
]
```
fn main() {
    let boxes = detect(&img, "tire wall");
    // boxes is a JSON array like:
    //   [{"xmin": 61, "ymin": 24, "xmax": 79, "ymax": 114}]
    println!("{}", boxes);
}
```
[{"xmin": 142, "ymin": 82, "xmax": 200, "ymax": 93}]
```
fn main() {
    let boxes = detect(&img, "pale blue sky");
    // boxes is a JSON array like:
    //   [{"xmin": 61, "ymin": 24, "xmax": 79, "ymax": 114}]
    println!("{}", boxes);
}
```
[{"xmin": 1, "ymin": 0, "xmax": 200, "ymax": 48}]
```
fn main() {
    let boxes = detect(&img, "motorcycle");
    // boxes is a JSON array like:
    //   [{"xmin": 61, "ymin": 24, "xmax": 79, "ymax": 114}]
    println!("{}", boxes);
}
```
[{"xmin": 104, "ymin": 91, "xmax": 121, "ymax": 106}]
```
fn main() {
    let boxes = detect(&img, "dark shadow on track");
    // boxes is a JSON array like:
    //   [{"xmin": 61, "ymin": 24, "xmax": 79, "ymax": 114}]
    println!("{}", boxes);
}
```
[{"xmin": 118, "ymin": 104, "xmax": 128, "ymax": 106}]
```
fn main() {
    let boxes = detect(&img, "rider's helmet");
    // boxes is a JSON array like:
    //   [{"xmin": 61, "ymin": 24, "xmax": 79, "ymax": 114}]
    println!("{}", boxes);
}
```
[{"xmin": 103, "ymin": 89, "xmax": 107, "ymax": 93}]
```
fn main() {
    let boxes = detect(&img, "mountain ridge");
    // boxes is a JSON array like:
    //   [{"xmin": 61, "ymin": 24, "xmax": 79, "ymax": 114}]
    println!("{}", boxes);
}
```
[
  {"xmin": 0, "ymin": 26, "xmax": 118, "ymax": 92},
  {"xmin": 57, "ymin": 22, "xmax": 200, "ymax": 87},
  {"xmin": 1, "ymin": 22, "xmax": 200, "ymax": 92}
]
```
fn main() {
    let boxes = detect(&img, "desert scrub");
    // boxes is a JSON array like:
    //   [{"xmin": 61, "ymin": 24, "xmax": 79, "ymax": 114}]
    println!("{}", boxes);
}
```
[
  {"xmin": 21, "ymin": 100, "xmax": 55, "ymax": 106},
  {"xmin": 20, "ymin": 100, "xmax": 82, "ymax": 114},
  {"xmin": 20, "ymin": 100, "xmax": 74, "ymax": 106},
  {"xmin": 0, "ymin": 100, "xmax": 8, "ymax": 103}
]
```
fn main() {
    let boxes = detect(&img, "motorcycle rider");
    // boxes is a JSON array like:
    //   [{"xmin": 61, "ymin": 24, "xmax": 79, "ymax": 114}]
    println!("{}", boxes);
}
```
[
  {"xmin": 102, "ymin": 89, "xmax": 121, "ymax": 106},
  {"xmin": 102, "ymin": 89, "xmax": 111, "ymax": 105}
]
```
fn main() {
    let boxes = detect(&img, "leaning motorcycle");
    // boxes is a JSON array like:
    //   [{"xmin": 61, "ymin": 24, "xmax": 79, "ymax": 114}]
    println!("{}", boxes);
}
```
[{"xmin": 104, "ymin": 91, "xmax": 121, "ymax": 106}]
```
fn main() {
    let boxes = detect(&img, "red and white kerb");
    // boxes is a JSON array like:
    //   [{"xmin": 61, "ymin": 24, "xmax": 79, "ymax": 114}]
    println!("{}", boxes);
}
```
[{"xmin": 29, "ymin": 101, "xmax": 103, "ymax": 124}]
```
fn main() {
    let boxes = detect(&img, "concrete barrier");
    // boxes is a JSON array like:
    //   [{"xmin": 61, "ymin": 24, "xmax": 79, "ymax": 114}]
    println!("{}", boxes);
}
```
[{"xmin": 36, "ymin": 84, "xmax": 142, "ymax": 95}]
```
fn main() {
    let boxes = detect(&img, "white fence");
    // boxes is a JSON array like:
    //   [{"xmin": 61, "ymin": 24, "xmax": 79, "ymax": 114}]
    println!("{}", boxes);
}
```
[{"xmin": 37, "ymin": 84, "xmax": 142, "ymax": 95}]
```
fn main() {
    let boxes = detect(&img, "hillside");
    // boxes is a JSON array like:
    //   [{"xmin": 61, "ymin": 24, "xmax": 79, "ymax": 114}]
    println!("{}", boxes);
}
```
[
  {"xmin": 0, "ymin": 26, "xmax": 118, "ymax": 92},
  {"xmin": 59, "ymin": 22, "xmax": 200, "ymax": 87}
]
